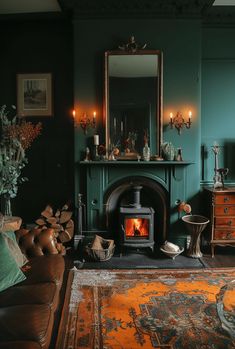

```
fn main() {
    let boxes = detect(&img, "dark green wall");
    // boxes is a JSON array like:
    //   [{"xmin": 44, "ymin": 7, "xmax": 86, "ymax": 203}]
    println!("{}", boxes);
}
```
[
  {"xmin": 201, "ymin": 27, "xmax": 235, "ymax": 186},
  {"xmin": 74, "ymin": 19, "xmax": 201, "ymax": 223},
  {"xmin": 0, "ymin": 16, "xmax": 74, "ymax": 223},
  {"xmin": 2, "ymin": 13, "xmax": 235, "ymax": 236}
]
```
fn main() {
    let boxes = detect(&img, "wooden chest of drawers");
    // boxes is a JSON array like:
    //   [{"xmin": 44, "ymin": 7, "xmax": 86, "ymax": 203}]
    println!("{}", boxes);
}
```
[{"xmin": 205, "ymin": 187, "xmax": 235, "ymax": 257}]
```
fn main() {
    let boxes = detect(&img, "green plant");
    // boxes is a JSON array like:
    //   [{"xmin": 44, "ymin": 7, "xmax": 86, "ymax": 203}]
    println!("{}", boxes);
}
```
[{"xmin": 0, "ymin": 105, "xmax": 41, "ymax": 199}]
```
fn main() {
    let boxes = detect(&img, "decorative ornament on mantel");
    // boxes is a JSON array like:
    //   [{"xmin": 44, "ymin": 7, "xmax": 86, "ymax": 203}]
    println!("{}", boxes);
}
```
[
  {"xmin": 0, "ymin": 105, "xmax": 42, "ymax": 216},
  {"xmin": 142, "ymin": 129, "xmax": 150, "ymax": 161}
]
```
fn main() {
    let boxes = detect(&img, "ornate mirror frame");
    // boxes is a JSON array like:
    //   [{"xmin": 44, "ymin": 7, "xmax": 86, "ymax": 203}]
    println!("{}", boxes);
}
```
[{"xmin": 104, "ymin": 43, "xmax": 163, "ymax": 159}]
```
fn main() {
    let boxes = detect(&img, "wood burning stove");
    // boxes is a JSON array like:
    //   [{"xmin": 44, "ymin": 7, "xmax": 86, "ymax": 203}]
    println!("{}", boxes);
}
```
[{"xmin": 119, "ymin": 186, "xmax": 154, "ymax": 252}]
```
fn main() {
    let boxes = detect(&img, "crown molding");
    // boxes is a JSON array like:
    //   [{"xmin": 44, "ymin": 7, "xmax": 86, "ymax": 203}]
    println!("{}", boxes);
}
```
[
  {"xmin": 203, "ymin": 6, "xmax": 235, "ymax": 27},
  {"xmin": 58, "ymin": 0, "xmax": 214, "ymax": 19}
]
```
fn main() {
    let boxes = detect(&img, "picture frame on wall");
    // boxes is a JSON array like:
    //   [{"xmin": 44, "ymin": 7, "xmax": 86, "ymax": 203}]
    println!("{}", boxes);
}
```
[{"xmin": 17, "ymin": 73, "xmax": 52, "ymax": 117}]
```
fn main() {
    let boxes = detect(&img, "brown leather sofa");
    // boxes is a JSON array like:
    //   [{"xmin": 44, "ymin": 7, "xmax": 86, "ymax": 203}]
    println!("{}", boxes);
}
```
[{"xmin": 0, "ymin": 228, "xmax": 65, "ymax": 349}]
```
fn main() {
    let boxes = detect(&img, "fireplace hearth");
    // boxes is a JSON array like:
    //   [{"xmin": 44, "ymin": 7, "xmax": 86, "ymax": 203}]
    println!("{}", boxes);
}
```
[{"xmin": 119, "ymin": 186, "xmax": 154, "ymax": 252}]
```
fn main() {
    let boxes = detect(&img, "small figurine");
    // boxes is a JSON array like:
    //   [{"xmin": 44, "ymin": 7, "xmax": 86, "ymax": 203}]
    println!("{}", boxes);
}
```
[{"xmin": 84, "ymin": 147, "xmax": 91, "ymax": 162}]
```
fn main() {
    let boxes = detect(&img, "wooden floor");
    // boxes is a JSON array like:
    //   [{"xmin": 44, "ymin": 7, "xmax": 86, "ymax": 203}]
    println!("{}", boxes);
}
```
[{"xmin": 201, "ymin": 246, "xmax": 235, "ymax": 268}]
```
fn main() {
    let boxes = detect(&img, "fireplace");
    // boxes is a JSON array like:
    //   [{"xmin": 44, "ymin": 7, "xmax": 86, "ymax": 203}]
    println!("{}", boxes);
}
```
[
  {"xmin": 104, "ymin": 176, "xmax": 169, "ymax": 248},
  {"xmin": 79, "ymin": 162, "xmax": 191, "ymax": 248},
  {"xmin": 119, "ymin": 186, "xmax": 154, "ymax": 252}
]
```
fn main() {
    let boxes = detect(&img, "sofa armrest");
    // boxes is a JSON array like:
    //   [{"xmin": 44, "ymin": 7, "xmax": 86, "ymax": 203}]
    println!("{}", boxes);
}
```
[{"xmin": 15, "ymin": 228, "xmax": 64, "ymax": 257}]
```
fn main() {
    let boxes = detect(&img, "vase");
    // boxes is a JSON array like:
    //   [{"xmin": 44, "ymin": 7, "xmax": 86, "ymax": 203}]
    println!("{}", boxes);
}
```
[
  {"xmin": 182, "ymin": 215, "xmax": 209, "ymax": 258},
  {"xmin": 176, "ymin": 148, "xmax": 183, "ymax": 161},
  {"xmin": 161, "ymin": 142, "xmax": 175, "ymax": 161},
  {"xmin": 1, "ymin": 194, "xmax": 12, "ymax": 217},
  {"xmin": 143, "ymin": 143, "xmax": 150, "ymax": 161}
]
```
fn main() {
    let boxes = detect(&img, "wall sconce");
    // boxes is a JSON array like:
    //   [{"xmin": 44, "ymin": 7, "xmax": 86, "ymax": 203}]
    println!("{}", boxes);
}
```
[
  {"xmin": 73, "ymin": 110, "xmax": 96, "ymax": 134},
  {"xmin": 169, "ymin": 111, "xmax": 192, "ymax": 135}
]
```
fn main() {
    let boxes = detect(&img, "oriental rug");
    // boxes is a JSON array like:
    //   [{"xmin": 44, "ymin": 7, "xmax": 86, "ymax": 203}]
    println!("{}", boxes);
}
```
[{"xmin": 56, "ymin": 268, "xmax": 235, "ymax": 349}]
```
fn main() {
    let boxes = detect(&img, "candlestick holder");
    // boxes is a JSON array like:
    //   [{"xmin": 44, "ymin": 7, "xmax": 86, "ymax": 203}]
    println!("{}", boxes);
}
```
[
  {"xmin": 94, "ymin": 145, "xmax": 100, "ymax": 161},
  {"xmin": 79, "ymin": 113, "xmax": 96, "ymax": 134},
  {"xmin": 211, "ymin": 145, "xmax": 229, "ymax": 189},
  {"xmin": 169, "ymin": 111, "xmax": 192, "ymax": 135},
  {"xmin": 73, "ymin": 110, "xmax": 96, "ymax": 134}
]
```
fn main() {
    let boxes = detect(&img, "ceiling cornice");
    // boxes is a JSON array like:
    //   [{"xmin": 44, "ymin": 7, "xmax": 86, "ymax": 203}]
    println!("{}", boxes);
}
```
[
  {"xmin": 58, "ymin": 0, "xmax": 215, "ymax": 19},
  {"xmin": 203, "ymin": 5, "xmax": 235, "ymax": 27}
]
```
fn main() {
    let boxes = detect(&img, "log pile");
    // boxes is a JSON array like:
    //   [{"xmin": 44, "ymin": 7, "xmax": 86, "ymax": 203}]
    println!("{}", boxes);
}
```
[{"xmin": 35, "ymin": 204, "xmax": 74, "ymax": 253}]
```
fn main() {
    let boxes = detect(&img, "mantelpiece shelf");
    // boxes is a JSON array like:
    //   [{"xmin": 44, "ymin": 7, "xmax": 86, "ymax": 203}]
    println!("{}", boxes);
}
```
[{"xmin": 80, "ymin": 161, "xmax": 193, "ymax": 166}]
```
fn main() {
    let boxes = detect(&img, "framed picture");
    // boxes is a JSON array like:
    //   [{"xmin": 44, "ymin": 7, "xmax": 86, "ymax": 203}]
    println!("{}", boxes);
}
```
[{"xmin": 17, "ymin": 73, "xmax": 52, "ymax": 117}]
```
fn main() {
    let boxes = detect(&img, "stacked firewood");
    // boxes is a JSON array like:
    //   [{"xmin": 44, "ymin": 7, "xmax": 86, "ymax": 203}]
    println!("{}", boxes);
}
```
[{"xmin": 35, "ymin": 204, "xmax": 74, "ymax": 253}]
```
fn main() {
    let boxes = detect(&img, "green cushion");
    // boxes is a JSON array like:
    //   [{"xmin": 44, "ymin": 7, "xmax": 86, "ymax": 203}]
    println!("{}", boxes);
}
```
[
  {"xmin": 0, "ymin": 233, "xmax": 26, "ymax": 292},
  {"xmin": 3, "ymin": 231, "xmax": 28, "ymax": 267}
]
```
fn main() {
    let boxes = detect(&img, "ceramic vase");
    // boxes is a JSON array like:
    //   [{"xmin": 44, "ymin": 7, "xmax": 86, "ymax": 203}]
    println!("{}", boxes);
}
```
[
  {"xmin": 161, "ymin": 142, "xmax": 175, "ymax": 161},
  {"xmin": 143, "ymin": 143, "xmax": 150, "ymax": 161}
]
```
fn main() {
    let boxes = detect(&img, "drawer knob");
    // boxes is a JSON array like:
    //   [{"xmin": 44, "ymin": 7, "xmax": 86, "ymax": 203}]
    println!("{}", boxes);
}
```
[
  {"xmin": 224, "ymin": 207, "xmax": 228, "ymax": 214},
  {"xmin": 228, "ymin": 220, "xmax": 232, "ymax": 226},
  {"xmin": 224, "ymin": 197, "xmax": 230, "ymax": 202}
]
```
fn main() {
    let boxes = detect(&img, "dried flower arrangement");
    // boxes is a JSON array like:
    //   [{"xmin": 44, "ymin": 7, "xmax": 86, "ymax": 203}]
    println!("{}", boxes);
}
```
[
  {"xmin": 124, "ymin": 131, "xmax": 137, "ymax": 153},
  {"xmin": 0, "ymin": 105, "xmax": 42, "ymax": 206},
  {"xmin": 143, "ymin": 129, "xmax": 149, "ymax": 145}
]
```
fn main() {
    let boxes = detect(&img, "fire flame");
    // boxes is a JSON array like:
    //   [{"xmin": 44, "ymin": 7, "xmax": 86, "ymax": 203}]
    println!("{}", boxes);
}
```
[{"xmin": 125, "ymin": 218, "xmax": 149, "ymax": 238}]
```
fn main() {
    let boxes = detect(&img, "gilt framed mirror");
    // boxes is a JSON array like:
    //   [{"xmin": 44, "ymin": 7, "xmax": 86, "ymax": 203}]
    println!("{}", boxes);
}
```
[{"xmin": 104, "ymin": 45, "xmax": 163, "ymax": 159}]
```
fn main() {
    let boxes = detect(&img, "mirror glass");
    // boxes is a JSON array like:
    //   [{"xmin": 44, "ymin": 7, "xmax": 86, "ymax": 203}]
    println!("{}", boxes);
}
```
[{"xmin": 105, "ymin": 50, "xmax": 162, "ymax": 159}]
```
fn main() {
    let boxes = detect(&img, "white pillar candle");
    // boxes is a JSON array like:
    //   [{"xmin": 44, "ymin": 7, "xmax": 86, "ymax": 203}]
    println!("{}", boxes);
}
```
[{"xmin": 94, "ymin": 134, "xmax": 99, "ymax": 146}]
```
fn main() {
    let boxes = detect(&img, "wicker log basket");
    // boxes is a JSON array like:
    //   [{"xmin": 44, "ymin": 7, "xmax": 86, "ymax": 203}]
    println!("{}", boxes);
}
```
[{"xmin": 85, "ymin": 234, "xmax": 115, "ymax": 262}]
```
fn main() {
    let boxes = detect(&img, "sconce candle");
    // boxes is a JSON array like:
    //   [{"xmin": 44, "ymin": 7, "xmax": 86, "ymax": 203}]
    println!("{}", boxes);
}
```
[
  {"xmin": 170, "ymin": 112, "xmax": 173, "ymax": 127},
  {"xmin": 94, "ymin": 134, "xmax": 99, "ymax": 146},
  {"xmin": 73, "ymin": 110, "xmax": 96, "ymax": 134},
  {"xmin": 169, "ymin": 110, "xmax": 192, "ymax": 135}
]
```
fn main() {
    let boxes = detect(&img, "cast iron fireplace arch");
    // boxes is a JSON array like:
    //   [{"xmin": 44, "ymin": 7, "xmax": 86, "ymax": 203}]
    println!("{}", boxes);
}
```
[{"xmin": 104, "ymin": 176, "xmax": 169, "ymax": 245}]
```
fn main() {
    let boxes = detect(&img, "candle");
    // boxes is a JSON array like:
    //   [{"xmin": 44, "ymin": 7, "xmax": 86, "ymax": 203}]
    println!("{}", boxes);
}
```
[
  {"xmin": 94, "ymin": 134, "xmax": 99, "ymax": 146},
  {"xmin": 93, "ymin": 111, "xmax": 96, "ymax": 119},
  {"xmin": 170, "ymin": 112, "xmax": 173, "ymax": 119},
  {"xmin": 189, "ymin": 110, "xmax": 192, "ymax": 119},
  {"xmin": 72, "ymin": 110, "xmax": 76, "ymax": 119}
]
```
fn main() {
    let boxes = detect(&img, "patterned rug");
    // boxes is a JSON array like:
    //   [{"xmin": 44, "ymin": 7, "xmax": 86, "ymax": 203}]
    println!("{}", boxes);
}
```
[{"xmin": 56, "ymin": 268, "xmax": 235, "ymax": 349}]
